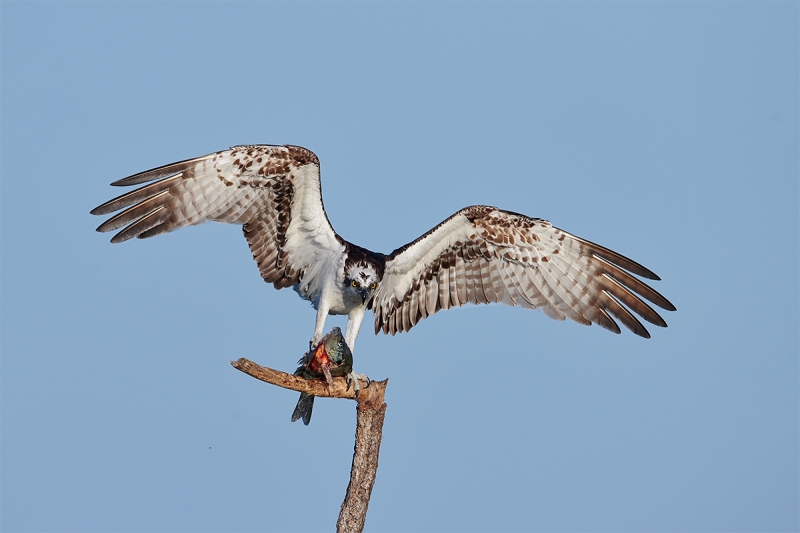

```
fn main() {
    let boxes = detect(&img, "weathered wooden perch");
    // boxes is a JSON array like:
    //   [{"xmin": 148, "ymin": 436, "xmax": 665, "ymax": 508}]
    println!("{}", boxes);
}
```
[{"xmin": 231, "ymin": 358, "xmax": 388, "ymax": 533}]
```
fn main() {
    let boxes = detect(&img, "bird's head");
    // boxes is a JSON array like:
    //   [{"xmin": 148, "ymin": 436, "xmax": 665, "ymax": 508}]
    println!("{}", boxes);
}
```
[{"xmin": 344, "ymin": 264, "xmax": 380, "ymax": 305}]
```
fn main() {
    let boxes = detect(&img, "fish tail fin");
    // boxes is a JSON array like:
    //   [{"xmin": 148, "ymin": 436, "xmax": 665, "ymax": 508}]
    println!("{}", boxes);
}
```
[{"xmin": 291, "ymin": 393, "xmax": 315, "ymax": 425}]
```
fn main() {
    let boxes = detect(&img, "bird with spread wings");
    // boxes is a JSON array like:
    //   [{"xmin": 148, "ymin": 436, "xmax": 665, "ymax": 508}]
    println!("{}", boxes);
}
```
[{"xmin": 92, "ymin": 144, "xmax": 675, "ymax": 388}]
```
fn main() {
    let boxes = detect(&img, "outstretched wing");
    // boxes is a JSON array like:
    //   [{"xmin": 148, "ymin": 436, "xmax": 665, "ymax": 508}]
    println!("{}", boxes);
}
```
[
  {"xmin": 91, "ymin": 145, "xmax": 343, "ymax": 289},
  {"xmin": 373, "ymin": 205, "xmax": 675, "ymax": 338}
]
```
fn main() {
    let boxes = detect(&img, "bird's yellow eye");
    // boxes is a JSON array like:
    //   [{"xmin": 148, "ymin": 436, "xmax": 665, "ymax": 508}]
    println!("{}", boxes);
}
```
[
  {"xmin": 351, "ymin": 280, "xmax": 358, "ymax": 287},
  {"xmin": 370, "ymin": 282, "xmax": 377, "ymax": 289}
]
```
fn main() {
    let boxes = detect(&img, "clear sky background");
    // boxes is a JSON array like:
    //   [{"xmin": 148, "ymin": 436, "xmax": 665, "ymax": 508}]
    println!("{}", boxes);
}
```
[{"xmin": 1, "ymin": 2, "xmax": 797, "ymax": 532}]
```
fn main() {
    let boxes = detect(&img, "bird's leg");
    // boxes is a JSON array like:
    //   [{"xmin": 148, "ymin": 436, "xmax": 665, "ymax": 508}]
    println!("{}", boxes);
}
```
[
  {"xmin": 344, "ymin": 308, "xmax": 364, "ymax": 353},
  {"xmin": 310, "ymin": 304, "xmax": 330, "ymax": 351},
  {"xmin": 344, "ymin": 307, "xmax": 370, "ymax": 395}
]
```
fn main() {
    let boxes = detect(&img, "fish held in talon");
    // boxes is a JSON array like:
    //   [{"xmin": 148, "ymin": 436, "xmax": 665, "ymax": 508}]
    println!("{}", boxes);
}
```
[{"xmin": 291, "ymin": 327, "xmax": 360, "ymax": 425}]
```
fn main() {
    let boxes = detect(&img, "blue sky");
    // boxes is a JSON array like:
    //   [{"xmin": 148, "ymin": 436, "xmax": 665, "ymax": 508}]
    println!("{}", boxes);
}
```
[{"xmin": 1, "ymin": 2, "xmax": 797, "ymax": 532}]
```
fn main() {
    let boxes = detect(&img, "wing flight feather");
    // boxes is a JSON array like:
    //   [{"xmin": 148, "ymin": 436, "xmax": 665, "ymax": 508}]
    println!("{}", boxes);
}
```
[
  {"xmin": 373, "ymin": 205, "xmax": 675, "ymax": 338},
  {"xmin": 91, "ymin": 145, "xmax": 343, "ymax": 289}
]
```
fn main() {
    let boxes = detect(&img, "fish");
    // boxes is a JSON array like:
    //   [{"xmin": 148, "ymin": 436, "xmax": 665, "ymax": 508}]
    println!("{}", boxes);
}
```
[{"xmin": 291, "ymin": 327, "xmax": 353, "ymax": 425}]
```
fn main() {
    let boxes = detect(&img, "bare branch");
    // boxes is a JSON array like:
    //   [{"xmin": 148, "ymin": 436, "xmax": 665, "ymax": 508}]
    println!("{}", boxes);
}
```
[
  {"xmin": 230, "ymin": 357, "xmax": 388, "ymax": 533},
  {"xmin": 337, "ymin": 401, "xmax": 387, "ymax": 533},
  {"xmin": 230, "ymin": 357, "xmax": 383, "ymax": 403}
]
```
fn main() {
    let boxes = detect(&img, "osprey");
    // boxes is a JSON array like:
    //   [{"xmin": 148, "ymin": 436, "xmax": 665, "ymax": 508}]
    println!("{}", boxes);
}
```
[{"xmin": 92, "ymin": 144, "xmax": 676, "ymax": 385}]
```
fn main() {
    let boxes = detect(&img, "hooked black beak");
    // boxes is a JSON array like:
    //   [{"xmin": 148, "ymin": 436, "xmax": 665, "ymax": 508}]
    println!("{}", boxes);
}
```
[{"xmin": 358, "ymin": 290, "xmax": 367, "ymax": 304}]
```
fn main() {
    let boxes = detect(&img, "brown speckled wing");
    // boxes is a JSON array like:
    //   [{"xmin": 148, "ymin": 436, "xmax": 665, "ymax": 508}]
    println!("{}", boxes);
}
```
[
  {"xmin": 373, "ymin": 206, "xmax": 675, "ymax": 338},
  {"xmin": 91, "ymin": 145, "xmax": 343, "ymax": 289}
]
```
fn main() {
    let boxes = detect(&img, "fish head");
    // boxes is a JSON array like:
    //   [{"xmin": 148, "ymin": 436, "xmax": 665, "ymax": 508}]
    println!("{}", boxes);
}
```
[{"xmin": 324, "ymin": 327, "xmax": 352, "ymax": 366}]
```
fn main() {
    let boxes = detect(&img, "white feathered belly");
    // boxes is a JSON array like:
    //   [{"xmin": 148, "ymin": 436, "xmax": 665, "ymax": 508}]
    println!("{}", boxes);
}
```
[{"xmin": 294, "ymin": 282, "xmax": 363, "ymax": 315}]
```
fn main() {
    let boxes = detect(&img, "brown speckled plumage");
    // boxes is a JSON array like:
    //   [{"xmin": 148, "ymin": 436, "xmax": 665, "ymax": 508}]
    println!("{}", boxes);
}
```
[
  {"xmin": 373, "ymin": 206, "xmax": 675, "ymax": 338},
  {"xmin": 92, "ymin": 144, "xmax": 675, "ymax": 353},
  {"xmin": 91, "ymin": 144, "xmax": 340, "ymax": 291}
]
